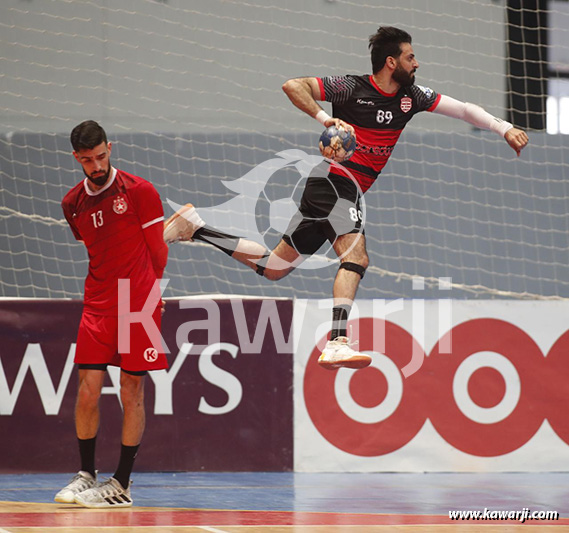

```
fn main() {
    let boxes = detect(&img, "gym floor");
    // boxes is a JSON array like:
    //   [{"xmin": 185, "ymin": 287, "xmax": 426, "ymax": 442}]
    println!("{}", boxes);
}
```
[{"xmin": 1, "ymin": 472, "xmax": 568, "ymax": 531}]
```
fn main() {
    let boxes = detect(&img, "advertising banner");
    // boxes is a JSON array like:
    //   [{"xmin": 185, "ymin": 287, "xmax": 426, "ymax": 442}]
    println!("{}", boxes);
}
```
[
  {"xmin": 294, "ymin": 299, "xmax": 569, "ymax": 472},
  {"xmin": 0, "ymin": 297, "xmax": 293, "ymax": 473}
]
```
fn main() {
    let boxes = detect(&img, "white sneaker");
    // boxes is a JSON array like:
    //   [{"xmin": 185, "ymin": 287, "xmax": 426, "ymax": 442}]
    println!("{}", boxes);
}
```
[
  {"xmin": 318, "ymin": 336, "xmax": 372, "ymax": 370},
  {"xmin": 54, "ymin": 471, "xmax": 96, "ymax": 504},
  {"xmin": 163, "ymin": 203, "xmax": 205, "ymax": 244},
  {"xmin": 74, "ymin": 477, "xmax": 133, "ymax": 509}
]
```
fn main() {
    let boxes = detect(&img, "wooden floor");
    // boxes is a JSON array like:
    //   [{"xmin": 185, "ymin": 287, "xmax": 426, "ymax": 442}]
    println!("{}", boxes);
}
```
[{"xmin": 1, "ymin": 472, "xmax": 568, "ymax": 531}]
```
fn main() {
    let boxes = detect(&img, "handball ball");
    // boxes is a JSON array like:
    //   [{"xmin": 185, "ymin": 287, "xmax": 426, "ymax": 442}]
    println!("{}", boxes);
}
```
[{"xmin": 319, "ymin": 125, "xmax": 357, "ymax": 162}]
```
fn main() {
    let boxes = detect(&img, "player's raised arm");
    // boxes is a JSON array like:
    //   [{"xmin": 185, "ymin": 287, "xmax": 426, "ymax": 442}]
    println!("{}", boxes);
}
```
[
  {"xmin": 432, "ymin": 94, "xmax": 529, "ymax": 156},
  {"xmin": 282, "ymin": 77, "xmax": 354, "ymax": 134}
]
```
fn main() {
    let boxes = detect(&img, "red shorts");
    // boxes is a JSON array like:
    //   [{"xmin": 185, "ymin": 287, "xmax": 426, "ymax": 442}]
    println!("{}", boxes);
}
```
[{"xmin": 75, "ymin": 307, "xmax": 168, "ymax": 372}]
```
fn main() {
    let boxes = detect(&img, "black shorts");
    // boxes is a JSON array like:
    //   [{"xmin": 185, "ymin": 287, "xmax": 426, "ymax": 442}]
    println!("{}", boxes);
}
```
[{"xmin": 282, "ymin": 172, "xmax": 364, "ymax": 256}]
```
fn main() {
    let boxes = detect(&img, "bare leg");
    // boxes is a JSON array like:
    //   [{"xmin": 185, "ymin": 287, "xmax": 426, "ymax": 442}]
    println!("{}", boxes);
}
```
[
  {"xmin": 119, "ymin": 372, "xmax": 146, "ymax": 446},
  {"xmin": 332, "ymin": 232, "xmax": 369, "ymax": 305},
  {"xmin": 223, "ymin": 237, "xmax": 304, "ymax": 281},
  {"xmin": 75, "ymin": 369, "xmax": 105, "ymax": 439}
]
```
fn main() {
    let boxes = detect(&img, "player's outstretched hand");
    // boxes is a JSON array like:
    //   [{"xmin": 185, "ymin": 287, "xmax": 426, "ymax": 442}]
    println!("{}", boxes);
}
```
[{"xmin": 505, "ymin": 128, "xmax": 529, "ymax": 157}]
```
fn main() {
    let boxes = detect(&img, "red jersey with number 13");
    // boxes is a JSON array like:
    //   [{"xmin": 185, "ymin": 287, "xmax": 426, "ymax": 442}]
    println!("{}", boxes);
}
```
[{"xmin": 62, "ymin": 168, "xmax": 164, "ymax": 316}]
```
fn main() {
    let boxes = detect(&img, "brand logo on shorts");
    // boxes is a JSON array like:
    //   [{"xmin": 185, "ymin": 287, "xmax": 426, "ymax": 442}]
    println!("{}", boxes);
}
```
[
  {"xmin": 400, "ymin": 97, "xmax": 412, "ymax": 113},
  {"xmin": 143, "ymin": 347, "xmax": 158, "ymax": 362},
  {"xmin": 113, "ymin": 196, "xmax": 128, "ymax": 214}
]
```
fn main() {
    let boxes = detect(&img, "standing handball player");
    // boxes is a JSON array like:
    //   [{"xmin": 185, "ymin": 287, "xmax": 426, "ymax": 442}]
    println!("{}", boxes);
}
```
[{"xmin": 56, "ymin": 120, "xmax": 168, "ymax": 508}]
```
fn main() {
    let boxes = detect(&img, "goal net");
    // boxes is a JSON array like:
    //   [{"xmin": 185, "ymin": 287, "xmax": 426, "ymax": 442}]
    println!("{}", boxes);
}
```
[{"xmin": 1, "ymin": 0, "xmax": 568, "ymax": 301}]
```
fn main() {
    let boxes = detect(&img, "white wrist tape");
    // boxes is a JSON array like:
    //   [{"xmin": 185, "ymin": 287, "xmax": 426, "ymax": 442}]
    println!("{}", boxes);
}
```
[
  {"xmin": 315, "ymin": 110, "xmax": 331, "ymax": 126},
  {"xmin": 489, "ymin": 117, "xmax": 514, "ymax": 137}
]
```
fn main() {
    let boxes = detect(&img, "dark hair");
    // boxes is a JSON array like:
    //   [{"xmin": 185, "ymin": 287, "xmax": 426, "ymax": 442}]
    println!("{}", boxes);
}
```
[
  {"xmin": 70, "ymin": 120, "xmax": 107, "ymax": 151},
  {"xmin": 368, "ymin": 26, "xmax": 412, "ymax": 74}
]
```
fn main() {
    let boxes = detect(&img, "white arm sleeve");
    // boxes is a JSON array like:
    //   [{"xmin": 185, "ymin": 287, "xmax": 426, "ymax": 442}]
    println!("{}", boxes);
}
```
[{"xmin": 433, "ymin": 94, "xmax": 513, "ymax": 138}]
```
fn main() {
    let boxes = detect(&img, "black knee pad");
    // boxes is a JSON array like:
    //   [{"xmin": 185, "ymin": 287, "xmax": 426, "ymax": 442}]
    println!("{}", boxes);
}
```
[{"xmin": 339, "ymin": 261, "xmax": 366, "ymax": 279}]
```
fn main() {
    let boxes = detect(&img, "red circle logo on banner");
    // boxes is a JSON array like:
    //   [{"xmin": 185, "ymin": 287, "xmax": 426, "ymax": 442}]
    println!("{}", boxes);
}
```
[
  {"xmin": 303, "ymin": 317, "xmax": 553, "ymax": 458},
  {"xmin": 424, "ymin": 318, "xmax": 544, "ymax": 456},
  {"xmin": 304, "ymin": 317, "xmax": 427, "ymax": 456},
  {"xmin": 544, "ymin": 329, "xmax": 569, "ymax": 445}
]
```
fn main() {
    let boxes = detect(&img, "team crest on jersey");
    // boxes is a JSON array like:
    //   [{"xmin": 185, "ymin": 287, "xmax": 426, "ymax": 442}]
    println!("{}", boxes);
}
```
[
  {"xmin": 400, "ymin": 97, "xmax": 412, "ymax": 113},
  {"xmin": 113, "ymin": 196, "xmax": 128, "ymax": 214}
]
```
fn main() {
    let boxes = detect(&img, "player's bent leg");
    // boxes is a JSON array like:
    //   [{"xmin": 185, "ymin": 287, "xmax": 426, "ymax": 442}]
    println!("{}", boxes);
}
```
[
  {"xmin": 227, "ymin": 238, "xmax": 271, "ymax": 273},
  {"xmin": 164, "ymin": 202, "xmax": 283, "ymax": 278},
  {"xmin": 258, "ymin": 239, "xmax": 304, "ymax": 281},
  {"xmin": 164, "ymin": 203, "xmax": 263, "ymax": 263}
]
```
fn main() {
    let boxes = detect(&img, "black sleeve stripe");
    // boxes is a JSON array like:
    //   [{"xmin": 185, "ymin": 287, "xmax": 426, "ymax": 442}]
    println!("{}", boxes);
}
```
[{"xmin": 322, "ymin": 75, "xmax": 357, "ymax": 105}]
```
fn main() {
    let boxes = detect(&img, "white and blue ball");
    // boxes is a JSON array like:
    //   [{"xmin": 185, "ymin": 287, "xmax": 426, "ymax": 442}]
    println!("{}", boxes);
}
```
[{"xmin": 319, "ymin": 125, "xmax": 357, "ymax": 162}]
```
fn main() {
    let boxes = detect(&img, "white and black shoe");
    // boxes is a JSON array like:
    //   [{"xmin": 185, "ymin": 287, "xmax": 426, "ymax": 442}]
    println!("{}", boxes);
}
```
[
  {"xmin": 74, "ymin": 477, "xmax": 133, "ymax": 508},
  {"xmin": 54, "ymin": 471, "xmax": 97, "ymax": 504}
]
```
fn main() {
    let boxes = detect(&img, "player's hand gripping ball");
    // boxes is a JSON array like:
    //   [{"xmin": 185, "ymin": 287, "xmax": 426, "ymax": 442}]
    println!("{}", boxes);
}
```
[{"xmin": 319, "ymin": 125, "xmax": 357, "ymax": 162}]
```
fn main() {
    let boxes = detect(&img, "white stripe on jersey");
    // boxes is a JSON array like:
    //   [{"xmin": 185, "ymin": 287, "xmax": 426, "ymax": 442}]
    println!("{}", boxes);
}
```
[{"xmin": 141, "ymin": 216, "xmax": 164, "ymax": 229}]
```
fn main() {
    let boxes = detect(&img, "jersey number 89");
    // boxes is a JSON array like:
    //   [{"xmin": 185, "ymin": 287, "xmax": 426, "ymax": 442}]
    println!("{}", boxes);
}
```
[{"xmin": 376, "ymin": 110, "xmax": 393, "ymax": 124}]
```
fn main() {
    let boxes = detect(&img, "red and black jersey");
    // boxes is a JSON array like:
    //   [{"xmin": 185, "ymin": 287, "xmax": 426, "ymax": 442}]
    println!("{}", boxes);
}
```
[
  {"xmin": 317, "ymin": 74, "xmax": 441, "ymax": 192},
  {"xmin": 62, "ymin": 168, "xmax": 164, "ymax": 316}
]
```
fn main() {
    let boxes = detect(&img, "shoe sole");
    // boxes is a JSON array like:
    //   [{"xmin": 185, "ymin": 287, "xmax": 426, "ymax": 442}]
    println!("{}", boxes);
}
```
[
  {"xmin": 318, "ymin": 355, "xmax": 372, "ymax": 370},
  {"xmin": 163, "ymin": 204, "xmax": 196, "ymax": 243},
  {"xmin": 74, "ymin": 494, "xmax": 133, "ymax": 508},
  {"xmin": 74, "ymin": 500, "xmax": 133, "ymax": 509},
  {"xmin": 75, "ymin": 500, "xmax": 132, "ymax": 509},
  {"xmin": 54, "ymin": 494, "xmax": 77, "ymax": 504}
]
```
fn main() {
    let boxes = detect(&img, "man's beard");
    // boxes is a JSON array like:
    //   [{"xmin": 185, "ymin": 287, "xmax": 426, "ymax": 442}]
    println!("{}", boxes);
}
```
[
  {"xmin": 85, "ymin": 167, "xmax": 111, "ymax": 187},
  {"xmin": 393, "ymin": 64, "xmax": 415, "ymax": 87}
]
